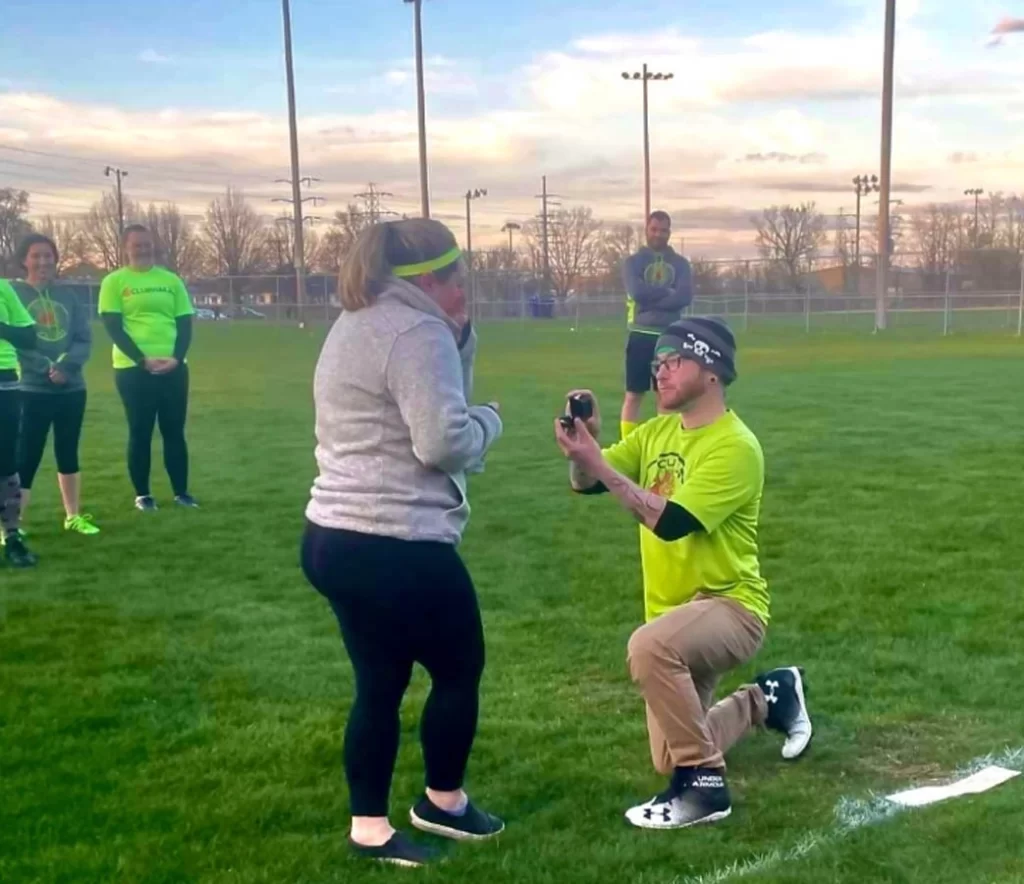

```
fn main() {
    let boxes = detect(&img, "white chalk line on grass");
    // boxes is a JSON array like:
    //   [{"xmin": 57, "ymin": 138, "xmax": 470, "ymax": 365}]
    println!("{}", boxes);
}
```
[{"xmin": 672, "ymin": 746, "xmax": 1024, "ymax": 884}]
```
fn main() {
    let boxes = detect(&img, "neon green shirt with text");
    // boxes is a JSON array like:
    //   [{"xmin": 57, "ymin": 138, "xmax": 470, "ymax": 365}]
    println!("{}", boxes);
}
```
[
  {"xmin": 603, "ymin": 410, "xmax": 770, "ymax": 624},
  {"xmin": 98, "ymin": 267, "xmax": 194, "ymax": 369},
  {"xmin": 0, "ymin": 279, "xmax": 35, "ymax": 371}
]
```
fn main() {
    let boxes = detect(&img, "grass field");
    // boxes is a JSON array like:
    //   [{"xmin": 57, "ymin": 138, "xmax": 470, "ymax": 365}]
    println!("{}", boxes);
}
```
[{"xmin": 2, "ymin": 319, "xmax": 1024, "ymax": 884}]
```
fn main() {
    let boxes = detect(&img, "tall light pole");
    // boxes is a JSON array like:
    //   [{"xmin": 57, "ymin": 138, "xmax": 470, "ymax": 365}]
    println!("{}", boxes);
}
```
[
  {"xmin": 622, "ymin": 65, "xmax": 674, "ymax": 221},
  {"xmin": 104, "ymin": 166, "xmax": 128, "ymax": 239},
  {"xmin": 404, "ymin": 0, "xmax": 430, "ymax": 218},
  {"xmin": 875, "ymin": 0, "xmax": 896, "ymax": 332},
  {"xmin": 501, "ymin": 221, "xmax": 521, "ymax": 256},
  {"xmin": 465, "ymin": 188, "xmax": 487, "ymax": 268},
  {"xmin": 281, "ymin": 0, "xmax": 306, "ymax": 311},
  {"xmin": 465, "ymin": 188, "xmax": 487, "ymax": 318},
  {"xmin": 964, "ymin": 188, "xmax": 984, "ymax": 246},
  {"xmin": 852, "ymin": 175, "xmax": 879, "ymax": 279}
]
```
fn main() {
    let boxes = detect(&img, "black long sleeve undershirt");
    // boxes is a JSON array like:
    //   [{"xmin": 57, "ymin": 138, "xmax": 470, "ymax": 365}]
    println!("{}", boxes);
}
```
[
  {"xmin": 172, "ymin": 316, "xmax": 193, "ymax": 362},
  {"xmin": 101, "ymin": 313, "xmax": 147, "ymax": 366},
  {"xmin": 0, "ymin": 323, "xmax": 37, "ymax": 350}
]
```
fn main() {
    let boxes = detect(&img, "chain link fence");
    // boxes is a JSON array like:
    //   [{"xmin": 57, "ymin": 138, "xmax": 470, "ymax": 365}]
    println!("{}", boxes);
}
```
[{"xmin": 60, "ymin": 252, "xmax": 1024, "ymax": 334}]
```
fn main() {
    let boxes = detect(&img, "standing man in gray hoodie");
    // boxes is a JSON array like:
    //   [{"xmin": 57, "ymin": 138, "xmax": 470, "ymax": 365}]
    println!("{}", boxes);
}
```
[
  {"xmin": 620, "ymin": 211, "xmax": 693, "ymax": 439},
  {"xmin": 11, "ymin": 234, "xmax": 99, "ymax": 536},
  {"xmin": 301, "ymin": 219, "xmax": 504, "ymax": 868}
]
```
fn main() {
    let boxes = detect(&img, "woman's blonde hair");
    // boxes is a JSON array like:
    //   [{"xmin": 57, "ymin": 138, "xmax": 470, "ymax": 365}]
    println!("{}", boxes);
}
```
[{"xmin": 339, "ymin": 218, "xmax": 460, "ymax": 311}]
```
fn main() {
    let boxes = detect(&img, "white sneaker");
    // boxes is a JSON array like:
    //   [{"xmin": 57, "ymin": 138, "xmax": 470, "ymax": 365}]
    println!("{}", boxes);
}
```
[
  {"xmin": 757, "ymin": 666, "xmax": 813, "ymax": 759},
  {"xmin": 625, "ymin": 771, "xmax": 732, "ymax": 830}
]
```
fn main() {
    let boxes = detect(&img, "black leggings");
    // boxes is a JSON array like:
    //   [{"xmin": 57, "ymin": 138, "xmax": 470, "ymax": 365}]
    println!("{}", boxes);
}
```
[
  {"xmin": 301, "ymin": 522, "xmax": 486, "ymax": 818},
  {"xmin": 114, "ymin": 365, "xmax": 190, "ymax": 497},
  {"xmin": 18, "ymin": 390, "xmax": 87, "ymax": 489},
  {"xmin": 0, "ymin": 385, "xmax": 19, "ymax": 477}
]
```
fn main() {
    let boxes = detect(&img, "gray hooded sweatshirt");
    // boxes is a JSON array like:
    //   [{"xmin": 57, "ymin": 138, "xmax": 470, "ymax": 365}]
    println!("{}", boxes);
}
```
[
  {"xmin": 11, "ymin": 280, "xmax": 91, "ymax": 394},
  {"xmin": 305, "ymin": 278, "xmax": 503, "ymax": 546}
]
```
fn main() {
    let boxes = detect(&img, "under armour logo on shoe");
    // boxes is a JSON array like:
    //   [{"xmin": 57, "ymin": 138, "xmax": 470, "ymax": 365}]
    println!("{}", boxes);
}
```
[
  {"xmin": 643, "ymin": 806, "xmax": 673, "ymax": 822},
  {"xmin": 765, "ymin": 680, "xmax": 780, "ymax": 704}
]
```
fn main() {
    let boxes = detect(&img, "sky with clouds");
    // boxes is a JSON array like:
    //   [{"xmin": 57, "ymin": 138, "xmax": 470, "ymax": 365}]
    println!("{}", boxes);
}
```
[{"xmin": 1, "ymin": 0, "xmax": 1022, "ymax": 256}]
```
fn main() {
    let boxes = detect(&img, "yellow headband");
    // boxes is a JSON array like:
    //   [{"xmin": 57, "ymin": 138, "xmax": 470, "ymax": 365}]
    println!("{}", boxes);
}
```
[{"xmin": 392, "ymin": 246, "xmax": 462, "ymax": 278}]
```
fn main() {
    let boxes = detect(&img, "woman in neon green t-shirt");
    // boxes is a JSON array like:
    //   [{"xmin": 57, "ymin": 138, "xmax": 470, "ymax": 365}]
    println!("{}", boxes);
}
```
[
  {"xmin": 0, "ymin": 279, "xmax": 39, "ymax": 566},
  {"xmin": 98, "ymin": 224, "xmax": 198, "ymax": 512}
]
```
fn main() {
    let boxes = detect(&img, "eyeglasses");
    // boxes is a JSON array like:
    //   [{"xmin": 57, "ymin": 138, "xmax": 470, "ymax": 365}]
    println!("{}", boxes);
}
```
[{"xmin": 650, "ymin": 354, "xmax": 684, "ymax": 376}]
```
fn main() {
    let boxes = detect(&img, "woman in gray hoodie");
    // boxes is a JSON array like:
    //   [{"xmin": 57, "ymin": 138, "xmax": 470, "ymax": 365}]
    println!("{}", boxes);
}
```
[
  {"xmin": 12, "ymin": 234, "xmax": 99, "ymax": 536},
  {"xmin": 301, "ymin": 218, "xmax": 504, "ymax": 867}
]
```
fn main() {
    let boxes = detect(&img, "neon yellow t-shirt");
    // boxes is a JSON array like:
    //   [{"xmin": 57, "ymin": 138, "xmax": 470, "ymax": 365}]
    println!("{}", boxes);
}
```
[
  {"xmin": 97, "ymin": 266, "xmax": 194, "ymax": 369},
  {"xmin": 0, "ymin": 279, "xmax": 35, "ymax": 371},
  {"xmin": 603, "ymin": 410, "xmax": 770, "ymax": 625}
]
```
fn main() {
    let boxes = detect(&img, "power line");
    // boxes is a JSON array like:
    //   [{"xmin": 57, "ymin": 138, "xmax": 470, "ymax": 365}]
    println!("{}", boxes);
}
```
[{"xmin": 0, "ymin": 144, "xmax": 276, "ymax": 186}]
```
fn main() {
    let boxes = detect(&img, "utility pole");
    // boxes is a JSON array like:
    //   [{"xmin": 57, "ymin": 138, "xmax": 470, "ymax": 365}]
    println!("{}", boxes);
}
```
[
  {"xmin": 404, "ymin": 0, "xmax": 430, "ymax": 217},
  {"xmin": 354, "ymin": 183, "xmax": 396, "ymax": 224},
  {"xmin": 622, "ymin": 65, "xmax": 674, "ymax": 220},
  {"xmin": 281, "ymin": 0, "xmax": 308, "ymax": 313},
  {"xmin": 875, "ymin": 0, "xmax": 896, "ymax": 332},
  {"xmin": 104, "ymin": 166, "xmax": 128, "ymax": 239},
  {"xmin": 534, "ymin": 176, "xmax": 562, "ymax": 298},
  {"xmin": 964, "ymin": 188, "xmax": 984, "ymax": 246}
]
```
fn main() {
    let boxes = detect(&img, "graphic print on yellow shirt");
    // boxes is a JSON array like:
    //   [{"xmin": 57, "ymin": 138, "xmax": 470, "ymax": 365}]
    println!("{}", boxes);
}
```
[{"xmin": 602, "ymin": 410, "xmax": 770, "ymax": 625}]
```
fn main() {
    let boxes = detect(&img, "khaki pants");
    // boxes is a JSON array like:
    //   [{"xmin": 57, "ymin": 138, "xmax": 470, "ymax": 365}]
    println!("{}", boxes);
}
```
[{"xmin": 627, "ymin": 594, "xmax": 767, "ymax": 774}]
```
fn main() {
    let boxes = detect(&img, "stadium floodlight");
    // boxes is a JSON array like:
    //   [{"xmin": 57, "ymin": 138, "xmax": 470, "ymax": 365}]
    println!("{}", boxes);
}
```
[
  {"xmin": 964, "ymin": 188, "xmax": 985, "ymax": 245},
  {"xmin": 621, "ymin": 64, "xmax": 675, "ymax": 220}
]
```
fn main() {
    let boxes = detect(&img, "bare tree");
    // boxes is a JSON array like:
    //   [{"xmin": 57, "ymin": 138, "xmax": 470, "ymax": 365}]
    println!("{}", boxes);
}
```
[
  {"xmin": 523, "ymin": 207, "xmax": 603, "ymax": 298},
  {"xmin": 315, "ymin": 205, "xmax": 372, "ymax": 272},
  {"xmin": 752, "ymin": 202, "xmax": 828, "ymax": 289},
  {"xmin": 34, "ymin": 216, "xmax": 92, "ymax": 274},
  {"xmin": 0, "ymin": 188, "xmax": 32, "ymax": 274},
  {"xmin": 202, "ymin": 187, "xmax": 268, "ymax": 279},
  {"xmin": 143, "ymin": 203, "xmax": 205, "ymax": 279},
  {"xmin": 266, "ymin": 219, "xmax": 320, "ymax": 272},
  {"xmin": 690, "ymin": 257, "xmax": 722, "ymax": 296},
  {"xmin": 83, "ymin": 192, "xmax": 142, "ymax": 271},
  {"xmin": 598, "ymin": 222, "xmax": 644, "ymax": 281},
  {"xmin": 910, "ymin": 204, "xmax": 964, "ymax": 286}
]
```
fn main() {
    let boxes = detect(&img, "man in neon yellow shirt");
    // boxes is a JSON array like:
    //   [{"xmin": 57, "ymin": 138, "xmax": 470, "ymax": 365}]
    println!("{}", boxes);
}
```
[{"xmin": 554, "ymin": 317, "xmax": 812, "ymax": 830}]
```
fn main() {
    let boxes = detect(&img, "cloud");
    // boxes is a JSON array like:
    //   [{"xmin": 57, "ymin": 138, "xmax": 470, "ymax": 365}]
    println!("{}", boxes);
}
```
[
  {"xmin": 988, "ymin": 17, "xmax": 1024, "ymax": 46},
  {"xmin": 992, "ymin": 17, "xmax": 1024, "ymax": 35},
  {"xmin": 741, "ymin": 152, "xmax": 827, "ymax": 165},
  {"xmin": 137, "ymin": 49, "xmax": 172, "ymax": 64},
  {"xmin": 747, "ymin": 179, "xmax": 933, "ymax": 195},
  {"xmin": 330, "ymin": 55, "xmax": 477, "ymax": 97},
  {"xmin": 4, "ymin": 13, "xmax": 1024, "ymax": 257}
]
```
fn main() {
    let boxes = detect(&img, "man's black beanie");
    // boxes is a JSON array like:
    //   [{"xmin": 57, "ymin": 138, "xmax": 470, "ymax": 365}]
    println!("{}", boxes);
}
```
[{"xmin": 654, "ymin": 316, "xmax": 737, "ymax": 385}]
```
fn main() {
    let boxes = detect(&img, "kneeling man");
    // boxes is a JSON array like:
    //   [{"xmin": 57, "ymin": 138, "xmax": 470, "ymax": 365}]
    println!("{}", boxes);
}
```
[{"xmin": 554, "ymin": 317, "xmax": 813, "ymax": 829}]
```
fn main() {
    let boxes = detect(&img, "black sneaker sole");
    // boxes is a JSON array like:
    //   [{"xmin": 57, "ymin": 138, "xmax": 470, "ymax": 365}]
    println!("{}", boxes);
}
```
[{"xmin": 409, "ymin": 808, "xmax": 505, "ymax": 842}]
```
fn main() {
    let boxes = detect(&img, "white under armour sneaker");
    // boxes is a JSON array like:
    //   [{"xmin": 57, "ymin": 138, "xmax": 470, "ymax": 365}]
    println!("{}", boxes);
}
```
[
  {"xmin": 756, "ymin": 666, "xmax": 813, "ymax": 759},
  {"xmin": 625, "ymin": 769, "xmax": 732, "ymax": 830}
]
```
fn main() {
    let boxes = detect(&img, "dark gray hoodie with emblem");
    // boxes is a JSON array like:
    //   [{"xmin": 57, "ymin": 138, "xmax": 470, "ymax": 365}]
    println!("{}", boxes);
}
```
[{"xmin": 11, "ymin": 280, "xmax": 91, "ymax": 394}]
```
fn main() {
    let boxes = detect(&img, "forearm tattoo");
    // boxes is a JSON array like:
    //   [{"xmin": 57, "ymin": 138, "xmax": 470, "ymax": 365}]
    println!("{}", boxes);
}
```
[{"xmin": 598, "ymin": 466, "xmax": 667, "ymax": 529}]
